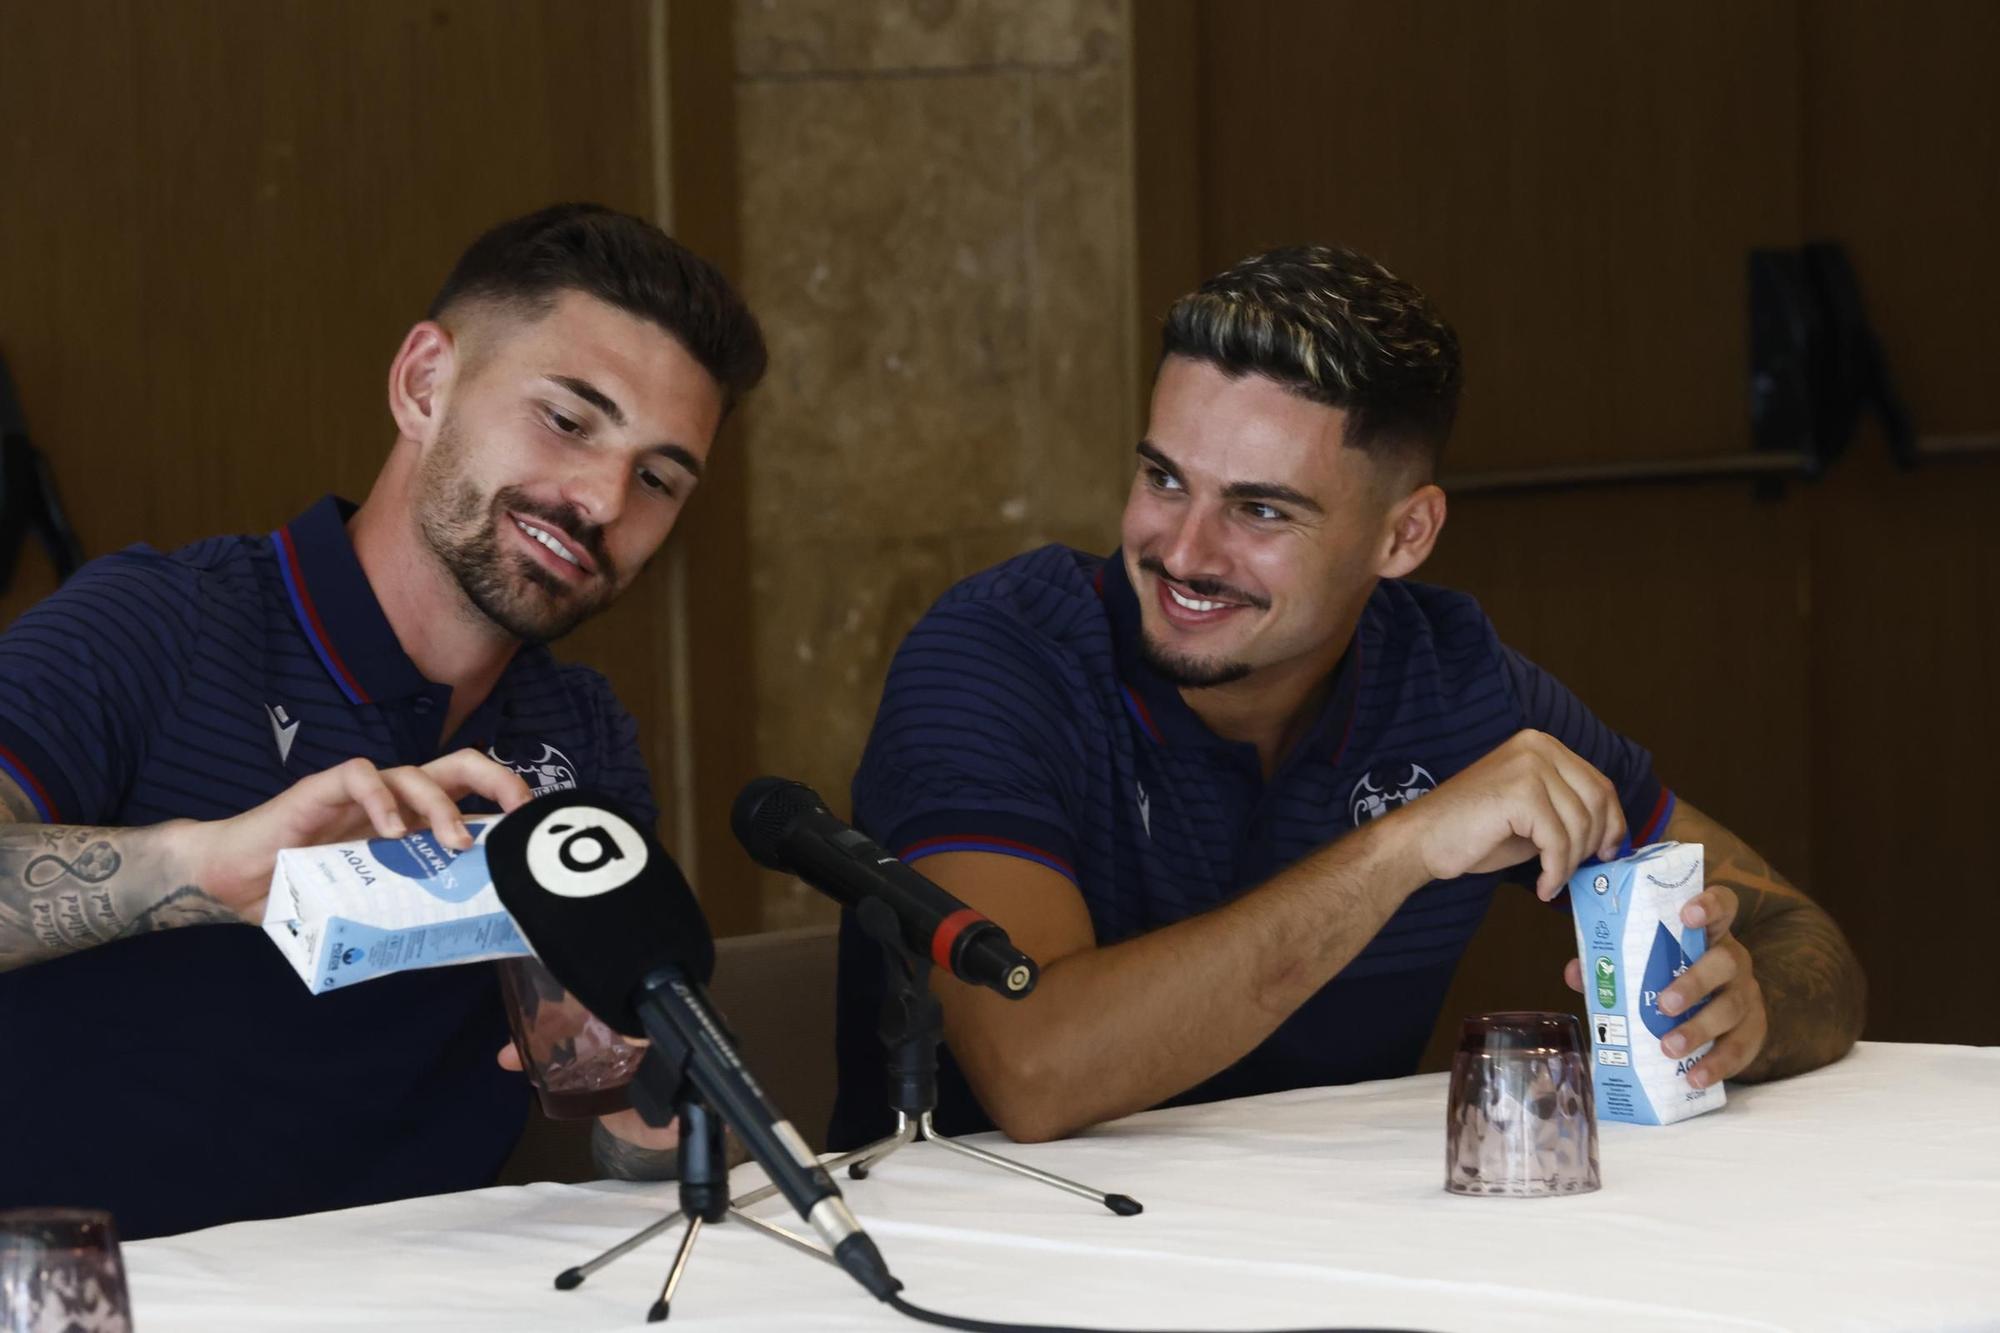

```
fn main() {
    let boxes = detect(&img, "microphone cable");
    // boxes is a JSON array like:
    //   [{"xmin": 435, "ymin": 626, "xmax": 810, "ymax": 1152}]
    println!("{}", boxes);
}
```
[{"xmin": 882, "ymin": 1288, "xmax": 1435, "ymax": 1333}]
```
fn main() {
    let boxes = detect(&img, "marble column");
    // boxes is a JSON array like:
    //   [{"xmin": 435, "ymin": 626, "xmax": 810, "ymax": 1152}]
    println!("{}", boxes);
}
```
[{"xmin": 732, "ymin": 0, "xmax": 1139, "ymax": 927}]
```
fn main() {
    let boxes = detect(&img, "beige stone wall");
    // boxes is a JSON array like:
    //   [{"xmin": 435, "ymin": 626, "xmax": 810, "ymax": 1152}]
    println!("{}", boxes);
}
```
[{"xmin": 731, "ymin": 0, "xmax": 1139, "ymax": 927}]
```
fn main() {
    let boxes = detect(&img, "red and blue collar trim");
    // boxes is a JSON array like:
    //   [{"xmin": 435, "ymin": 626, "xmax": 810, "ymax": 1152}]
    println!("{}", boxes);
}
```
[
  {"xmin": 273, "ymin": 523, "xmax": 370, "ymax": 706},
  {"xmin": 271, "ymin": 496, "xmax": 432, "ymax": 707}
]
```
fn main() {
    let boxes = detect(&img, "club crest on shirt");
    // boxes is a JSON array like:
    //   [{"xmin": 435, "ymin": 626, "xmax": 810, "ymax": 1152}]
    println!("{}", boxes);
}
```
[
  {"xmin": 489, "ymin": 741, "xmax": 578, "ymax": 798},
  {"xmin": 1349, "ymin": 763, "xmax": 1437, "ymax": 825}
]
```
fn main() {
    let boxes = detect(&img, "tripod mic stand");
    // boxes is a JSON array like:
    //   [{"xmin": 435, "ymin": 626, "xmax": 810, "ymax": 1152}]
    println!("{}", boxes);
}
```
[
  {"xmin": 553, "ymin": 1015, "xmax": 847, "ymax": 1321},
  {"xmin": 555, "ymin": 899, "xmax": 1139, "ymax": 1309},
  {"xmin": 643, "ymin": 1095, "xmax": 725, "ymax": 1322},
  {"xmin": 835, "ymin": 898, "xmax": 1141, "ymax": 1215}
]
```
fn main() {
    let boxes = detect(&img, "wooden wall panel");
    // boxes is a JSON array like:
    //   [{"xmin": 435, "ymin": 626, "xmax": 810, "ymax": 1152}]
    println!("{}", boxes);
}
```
[
  {"xmin": 0, "ymin": 2, "xmax": 707, "ymax": 869},
  {"xmin": 1803, "ymin": 0, "xmax": 2000, "ymax": 437},
  {"xmin": 1196, "ymin": 0, "xmax": 1801, "ymax": 471},
  {"xmin": 655, "ymin": 0, "xmax": 762, "ymax": 934},
  {"xmin": 1800, "ymin": 3, "xmax": 2000, "ymax": 1046}
]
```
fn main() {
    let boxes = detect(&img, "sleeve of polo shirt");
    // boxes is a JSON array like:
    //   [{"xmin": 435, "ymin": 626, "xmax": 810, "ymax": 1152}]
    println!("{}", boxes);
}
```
[
  {"xmin": 850, "ymin": 602, "xmax": 1080, "ymax": 884},
  {"xmin": 1498, "ymin": 645, "xmax": 1676, "ymax": 853},
  {"xmin": 0, "ymin": 551, "xmax": 198, "ymax": 824}
]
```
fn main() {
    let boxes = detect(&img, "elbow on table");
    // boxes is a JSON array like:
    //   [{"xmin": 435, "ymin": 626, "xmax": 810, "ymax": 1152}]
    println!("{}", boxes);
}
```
[{"xmin": 963, "ymin": 1046, "xmax": 1096, "ymax": 1145}]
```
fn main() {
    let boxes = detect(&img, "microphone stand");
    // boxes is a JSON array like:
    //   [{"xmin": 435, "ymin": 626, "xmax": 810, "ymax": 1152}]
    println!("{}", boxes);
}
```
[
  {"xmin": 552, "ymin": 1011, "xmax": 842, "ymax": 1321},
  {"xmin": 833, "ymin": 897, "xmax": 1142, "ymax": 1214},
  {"xmin": 551, "ymin": 900, "xmax": 1139, "ymax": 1313},
  {"xmin": 648, "ymin": 1094, "xmax": 725, "ymax": 1323}
]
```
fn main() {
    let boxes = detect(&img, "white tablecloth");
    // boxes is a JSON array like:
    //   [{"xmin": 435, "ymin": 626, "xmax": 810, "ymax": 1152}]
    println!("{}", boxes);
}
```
[{"xmin": 126, "ymin": 1041, "xmax": 2000, "ymax": 1332}]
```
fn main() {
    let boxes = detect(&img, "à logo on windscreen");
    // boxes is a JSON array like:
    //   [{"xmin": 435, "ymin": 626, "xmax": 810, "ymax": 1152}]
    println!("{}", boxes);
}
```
[
  {"xmin": 1349, "ymin": 763, "xmax": 1437, "ymax": 825},
  {"xmin": 523, "ymin": 806, "xmax": 648, "ymax": 898}
]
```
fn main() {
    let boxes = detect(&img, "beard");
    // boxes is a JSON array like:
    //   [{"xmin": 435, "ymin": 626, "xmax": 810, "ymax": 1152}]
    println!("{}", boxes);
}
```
[
  {"xmin": 1133, "ymin": 554, "xmax": 1264, "ymax": 688},
  {"xmin": 1137, "ymin": 632, "xmax": 1254, "ymax": 689},
  {"xmin": 415, "ymin": 418, "xmax": 618, "ymax": 645}
]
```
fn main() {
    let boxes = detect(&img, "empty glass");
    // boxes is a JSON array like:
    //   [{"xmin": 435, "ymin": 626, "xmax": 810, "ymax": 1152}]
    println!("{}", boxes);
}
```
[
  {"xmin": 1445, "ymin": 1011, "xmax": 1600, "ymax": 1198},
  {"xmin": 0, "ymin": 1209, "xmax": 131, "ymax": 1333}
]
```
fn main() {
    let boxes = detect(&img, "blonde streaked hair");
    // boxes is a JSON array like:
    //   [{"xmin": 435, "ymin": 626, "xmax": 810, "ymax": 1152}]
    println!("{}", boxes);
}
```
[{"xmin": 1161, "ymin": 245, "xmax": 1461, "ymax": 473}]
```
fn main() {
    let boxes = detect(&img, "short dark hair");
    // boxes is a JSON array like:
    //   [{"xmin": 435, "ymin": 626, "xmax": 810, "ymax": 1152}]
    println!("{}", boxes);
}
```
[
  {"xmin": 1161, "ymin": 245, "xmax": 1461, "ymax": 474},
  {"xmin": 428, "ymin": 202, "xmax": 767, "ymax": 412}
]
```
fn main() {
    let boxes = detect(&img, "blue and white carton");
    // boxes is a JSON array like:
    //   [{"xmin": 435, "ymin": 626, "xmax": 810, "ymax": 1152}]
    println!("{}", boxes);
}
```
[
  {"xmin": 1568, "ymin": 841, "xmax": 1726, "ymax": 1125},
  {"xmin": 260, "ymin": 819, "xmax": 531, "ymax": 993}
]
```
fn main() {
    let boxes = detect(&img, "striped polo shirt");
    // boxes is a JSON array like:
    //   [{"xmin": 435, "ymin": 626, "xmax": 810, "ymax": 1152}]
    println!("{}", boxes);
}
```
[
  {"xmin": 0, "ymin": 496, "xmax": 656, "ymax": 1238},
  {"xmin": 829, "ymin": 545, "xmax": 1672, "ymax": 1146}
]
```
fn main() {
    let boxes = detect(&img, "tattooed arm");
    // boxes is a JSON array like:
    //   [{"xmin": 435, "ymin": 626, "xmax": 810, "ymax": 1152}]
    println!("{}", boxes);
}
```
[
  {"xmin": 590, "ymin": 1118, "xmax": 682, "ymax": 1181},
  {"xmin": 588, "ymin": 1114, "xmax": 750, "ymax": 1182},
  {"xmin": 0, "ymin": 752, "xmax": 536, "ymax": 974},
  {"xmin": 1572, "ymin": 797, "xmax": 1865, "ymax": 1086},
  {"xmin": 0, "ymin": 774, "xmax": 232, "ymax": 973}
]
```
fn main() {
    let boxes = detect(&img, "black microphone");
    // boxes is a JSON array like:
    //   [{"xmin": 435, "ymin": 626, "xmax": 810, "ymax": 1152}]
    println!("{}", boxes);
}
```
[
  {"xmin": 731, "ymin": 778, "xmax": 1038, "ymax": 999},
  {"xmin": 486, "ymin": 790, "xmax": 899, "ymax": 1302}
]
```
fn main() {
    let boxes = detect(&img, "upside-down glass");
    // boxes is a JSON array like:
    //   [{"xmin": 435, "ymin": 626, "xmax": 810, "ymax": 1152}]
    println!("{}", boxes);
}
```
[
  {"xmin": 498, "ymin": 956, "xmax": 646, "ymax": 1118},
  {"xmin": 0, "ymin": 1209, "xmax": 132, "ymax": 1333},
  {"xmin": 1445, "ymin": 1011, "xmax": 1600, "ymax": 1197}
]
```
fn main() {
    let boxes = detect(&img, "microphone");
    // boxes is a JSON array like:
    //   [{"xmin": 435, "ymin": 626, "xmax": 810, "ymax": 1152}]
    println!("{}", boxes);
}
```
[
  {"xmin": 731, "ymin": 778, "xmax": 1038, "ymax": 998},
  {"xmin": 486, "ymin": 790, "xmax": 899, "ymax": 1302}
]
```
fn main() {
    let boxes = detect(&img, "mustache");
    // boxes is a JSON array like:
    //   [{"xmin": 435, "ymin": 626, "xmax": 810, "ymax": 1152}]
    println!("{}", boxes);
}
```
[
  {"xmin": 496, "ymin": 487, "xmax": 613, "ymax": 579},
  {"xmin": 1137, "ymin": 556, "xmax": 1269, "ymax": 610}
]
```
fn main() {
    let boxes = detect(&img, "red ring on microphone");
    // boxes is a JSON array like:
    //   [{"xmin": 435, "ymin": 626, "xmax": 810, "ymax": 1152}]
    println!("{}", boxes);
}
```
[{"xmin": 930, "ymin": 908, "xmax": 985, "ymax": 971}]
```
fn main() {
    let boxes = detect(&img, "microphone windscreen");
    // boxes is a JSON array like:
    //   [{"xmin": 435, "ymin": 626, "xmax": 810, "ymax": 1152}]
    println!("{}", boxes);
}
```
[
  {"xmin": 731, "ymin": 776, "xmax": 824, "ymax": 869},
  {"xmin": 487, "ymin": 789, "xmax": 715, "ymax": 1036}
]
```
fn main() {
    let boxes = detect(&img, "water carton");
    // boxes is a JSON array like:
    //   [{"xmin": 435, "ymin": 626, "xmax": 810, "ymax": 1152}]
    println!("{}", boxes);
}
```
[
  {"xmin": 1568, "ymin": 841, "xmax": 1726, "ymax": 1125},
  {"xmin": 260, "ymin": 819, "xmax": 531, "ymax": 993}
]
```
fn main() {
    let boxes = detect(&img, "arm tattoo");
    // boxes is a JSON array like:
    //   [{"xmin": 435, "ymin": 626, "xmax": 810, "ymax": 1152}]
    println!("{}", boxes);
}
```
[
  {"xmin": 1706, "ymin": 834, "xmax": 1867, "ymax": 1082},
  {"xmin": 590, "ymin": 1119, "xmax": 682, "ymax": 1182},
  {"xmin": 1, "ymin": 822, "xmax": 237, "ymax": 973}
]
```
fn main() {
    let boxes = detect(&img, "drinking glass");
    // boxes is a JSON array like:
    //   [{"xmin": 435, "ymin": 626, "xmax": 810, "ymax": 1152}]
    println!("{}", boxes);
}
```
[
  {"xmin": 1445, "ymin": 1011, "xmax": 1600, "ymax": 1197},
  {"xmin": 0, "ymin": 1209, "xmax": 131, "ymax": 1333},
  {"xmin": 498, "ymin": 956, "xmax": 646, "ymax": 1118}
]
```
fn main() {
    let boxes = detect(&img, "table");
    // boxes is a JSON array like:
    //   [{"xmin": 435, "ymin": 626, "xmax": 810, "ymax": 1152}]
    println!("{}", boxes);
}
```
[{"xmin": 125, "ymin": 1041, "xmax": 2000, "ymax": 1332}]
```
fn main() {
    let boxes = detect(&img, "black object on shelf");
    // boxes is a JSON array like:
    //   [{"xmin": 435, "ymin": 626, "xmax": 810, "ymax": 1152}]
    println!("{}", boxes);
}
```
[
  {"xmin": 1749, "ymin": 241, "xmax": 1915, "ymax": 474},
  {"xmin": 0, "ymin": 352, "xmax": 86, "ymax": 595},
  {"xmin": 1443, "ymin": 242, "xmax": 1993, "ymax": 499}
]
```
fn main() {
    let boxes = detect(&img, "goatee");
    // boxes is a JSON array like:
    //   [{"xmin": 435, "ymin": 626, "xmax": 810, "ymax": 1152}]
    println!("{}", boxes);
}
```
[{"xmin": 1137, "ymin": 631, "xmax": 1253, "ymax": 689}]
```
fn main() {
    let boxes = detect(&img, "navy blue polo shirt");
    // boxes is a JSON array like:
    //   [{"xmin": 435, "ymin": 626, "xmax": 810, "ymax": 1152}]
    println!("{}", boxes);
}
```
[
  {"xmin": 829, "ymin": 546, "xmax": 1673, "ymax": 1147},
  {"xmin": 0, "ymin": 496, "xmax": 657, "ymax": 1237}
]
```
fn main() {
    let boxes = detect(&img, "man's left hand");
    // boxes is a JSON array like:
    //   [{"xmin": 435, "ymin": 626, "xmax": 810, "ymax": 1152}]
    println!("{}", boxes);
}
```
[{"xmin": 1563, "ymin": 884, "xmax": 1768, "ymax": 1088}]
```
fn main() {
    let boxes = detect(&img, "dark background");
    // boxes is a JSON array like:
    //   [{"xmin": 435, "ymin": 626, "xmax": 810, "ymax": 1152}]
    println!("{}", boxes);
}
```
[{"xmin": 3, "ymin": 1, "xmax": 1993, "ymax": 1060}]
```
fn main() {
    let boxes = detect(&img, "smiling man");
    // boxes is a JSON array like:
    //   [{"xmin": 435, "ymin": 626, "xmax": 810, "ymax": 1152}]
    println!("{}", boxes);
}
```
[
  {"xmin": 0, "ymin": 204, "xmax": 764, "ymax": 1235},
  {"xmin": 829, "ymin": 245, "xmax": 1865, "ymax": 1148}
]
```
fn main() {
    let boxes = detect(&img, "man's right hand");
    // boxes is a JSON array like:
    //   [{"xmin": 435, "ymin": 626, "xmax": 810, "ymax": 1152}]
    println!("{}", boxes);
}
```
[
  {"xmin": 184, "ymin": 749, "xmax": 534, "ymax": 920},
  {"xmin": 1389, "ymin": 729, "xmax": 1627, "ymax": 900}
]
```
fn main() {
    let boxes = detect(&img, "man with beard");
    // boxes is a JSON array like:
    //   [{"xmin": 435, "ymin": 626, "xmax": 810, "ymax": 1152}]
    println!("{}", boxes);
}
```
[
  {"xmin": 829, "ymin": 245, "xmax": 1865, "ymax": 1149},
  {"xmin": 0, "ymin": 204, "xmax": 765, "ymax": 1236}
]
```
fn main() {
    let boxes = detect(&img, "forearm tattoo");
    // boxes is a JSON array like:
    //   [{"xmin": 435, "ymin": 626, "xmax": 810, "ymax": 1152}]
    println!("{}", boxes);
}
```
[
  {"xmin": 1, "ymin": 820, "xmax": 236, "ymax": 973},
  {"xmin": 1707, "ymin": 834, "xmax": 1867, "ymax": 1082}
]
